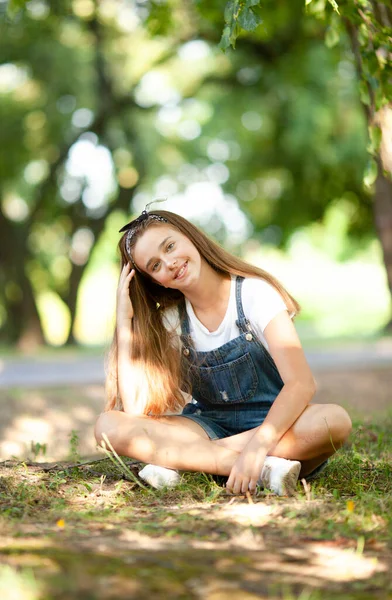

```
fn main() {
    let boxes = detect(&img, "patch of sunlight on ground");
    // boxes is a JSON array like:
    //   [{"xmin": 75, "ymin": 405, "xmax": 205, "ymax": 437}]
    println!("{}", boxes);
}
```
[
  {"xmin": 204, "ymin": 503, "xmax": 282, "ymax": 527},
  {"xmin": 0, "ymin": 388, "xmax": 102, "ymax": 461},
  {"xmin": 302, "ymin": 542, "xmax": 386, "ymax": 582},
  {"xmin": 251, "ymin": 542, "xmax": 387, "ymax": 583},
  {"xmin": 1, "ymin": 415, "xmax": 53, "ymax": 460}
]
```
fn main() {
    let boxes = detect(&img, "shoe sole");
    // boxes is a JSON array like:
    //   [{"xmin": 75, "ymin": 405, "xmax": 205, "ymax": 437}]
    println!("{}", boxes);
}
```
[{"xmin": 281, "ymin": 461, "xmax": 301, "ymax": 496}]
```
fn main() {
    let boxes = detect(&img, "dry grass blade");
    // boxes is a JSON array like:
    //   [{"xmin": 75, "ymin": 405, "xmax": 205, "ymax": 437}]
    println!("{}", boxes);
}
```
[
  {"xmin": 246, "ymin": 490, "xmax": 254, "ymax": 504},
  {"xmin": 301, "ymin": 478, "xmax": 312, "ymax": 501},
  {"xmin": 99, "ymin": 434, "xmax": 151, "ymax": 492}
]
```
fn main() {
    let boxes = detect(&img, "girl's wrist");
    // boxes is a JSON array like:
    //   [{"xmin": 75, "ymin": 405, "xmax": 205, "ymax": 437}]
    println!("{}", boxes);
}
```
[
  {"xmin": 247, "ymin": 431, "xmax": 277, "ymax": 454},
  {"xmin": 117, "ymin": 317, "xmax": 133, "ymax": 329},
  {"xmin": 117, "ymin": 320, "xmax": 133, "ymax": 342}
]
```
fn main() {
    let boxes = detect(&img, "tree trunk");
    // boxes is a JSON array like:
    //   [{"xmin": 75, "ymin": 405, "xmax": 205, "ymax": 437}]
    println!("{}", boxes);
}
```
[
  {"xmin": 0, "ymin": 210, "xmax": 45, "ymax": 349},
  {"xmin": 344, "ymin": 14, "xmax": 392, "ymax": 332},
  {"xmin": 373, "ymin": 105, "xmax": 392, "ymax": 330},
  {"xmin": 64, "ymin": 263, "xmax": 84, "ymax": 346}
]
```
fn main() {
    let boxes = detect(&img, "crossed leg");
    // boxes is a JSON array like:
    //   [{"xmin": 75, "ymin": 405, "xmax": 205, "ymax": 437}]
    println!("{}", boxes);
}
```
[
  {"xmin": 212, "ymin": 403, "xmax": 351, "ymax": 477},
  {"xmin": 95, "ymin": 403, "xmax": 352, "ymax": 479}
]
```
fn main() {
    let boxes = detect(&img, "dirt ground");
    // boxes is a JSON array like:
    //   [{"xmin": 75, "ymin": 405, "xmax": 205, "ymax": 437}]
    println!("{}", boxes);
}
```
[{"xmin": 313, "ymin": 365, "xmax": 392, "ymax": 417}]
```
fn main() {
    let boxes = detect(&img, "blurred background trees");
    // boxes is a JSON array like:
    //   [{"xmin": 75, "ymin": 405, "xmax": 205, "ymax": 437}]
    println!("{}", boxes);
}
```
[{"xmin": 0, "ymin": 0, "xmax": 390, "ymax": 349}]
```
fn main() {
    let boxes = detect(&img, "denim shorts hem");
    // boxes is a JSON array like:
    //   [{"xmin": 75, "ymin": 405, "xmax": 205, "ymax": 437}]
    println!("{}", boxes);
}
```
[
  {"xmin": 305, "ymin": 459, "xmax": 329, "ymax": 480},
  {"xmin": 179, "ymin": 414, "xmax": 229, "ymax": 440}
]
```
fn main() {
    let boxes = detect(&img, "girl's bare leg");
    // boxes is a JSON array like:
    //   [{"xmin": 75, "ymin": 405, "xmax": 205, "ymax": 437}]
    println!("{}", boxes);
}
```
[
  {"xmin": 95, "ymin": 403, "xmax": 351, "ymax": 477},
  {"xmin": 213, "ymin": 403, "xmax": 352, "ymax": 476},
  {"xmin": 95, "ymin": 411, "xmax": 238, "ymax": 475}
]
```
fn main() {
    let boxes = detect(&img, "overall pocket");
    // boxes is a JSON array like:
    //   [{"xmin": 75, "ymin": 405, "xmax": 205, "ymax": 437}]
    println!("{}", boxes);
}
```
[{"xmin": 191, "ymin": 352, "xmax": 258, "ymax": 405}]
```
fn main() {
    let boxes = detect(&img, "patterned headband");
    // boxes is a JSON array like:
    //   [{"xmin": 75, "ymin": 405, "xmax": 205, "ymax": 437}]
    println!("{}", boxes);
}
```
[{"xmin": 118, "ymin": 199, "xmax": 168, "ymax": 264}]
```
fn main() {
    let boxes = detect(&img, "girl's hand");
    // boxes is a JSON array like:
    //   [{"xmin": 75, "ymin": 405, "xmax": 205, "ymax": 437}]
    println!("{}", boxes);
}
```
[
  {"xmin": 116, "ymin": 262, "xmax": 135, "ymax": 325},
  {"xmin": 226, "ymin": 445, "xmax": 268, "ymax": 495}
]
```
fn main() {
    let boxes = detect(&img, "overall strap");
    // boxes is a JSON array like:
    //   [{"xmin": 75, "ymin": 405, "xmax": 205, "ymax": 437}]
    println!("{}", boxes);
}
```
[
  {"xmin": 235, "ymin": 276, "xmax": 252, "ymax": 333},
  {"xmin": 178, "ymin": 298, "xmax": 191, "ymax": 337}
]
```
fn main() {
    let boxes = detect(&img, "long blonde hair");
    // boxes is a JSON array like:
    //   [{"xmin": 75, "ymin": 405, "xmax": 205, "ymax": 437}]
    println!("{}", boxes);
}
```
[{"xmin": 105, "ymin": 210, "xmax": 300, "ymax": 415}]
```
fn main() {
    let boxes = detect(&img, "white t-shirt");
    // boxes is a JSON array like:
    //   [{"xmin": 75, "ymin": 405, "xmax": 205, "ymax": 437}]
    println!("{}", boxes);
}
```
[{"xmin": 162, "ymin": 275, "xmax": 293, "ymax": 352}]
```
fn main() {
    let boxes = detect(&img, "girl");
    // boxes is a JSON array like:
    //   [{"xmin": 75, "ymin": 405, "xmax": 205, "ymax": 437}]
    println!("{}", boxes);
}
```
[{"xmin": 95, "ymin": 205, "xmax": 352, "ymax": 496}]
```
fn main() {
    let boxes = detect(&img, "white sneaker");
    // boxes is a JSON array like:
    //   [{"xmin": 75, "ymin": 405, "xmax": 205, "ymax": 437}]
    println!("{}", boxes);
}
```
[
  {"xmin": 138, "ymin": 464, "xmax": 181, "ymax": 489},
  {"xmin": 259, "ymin": 456, "xmax": 301, "ymax": 496}
]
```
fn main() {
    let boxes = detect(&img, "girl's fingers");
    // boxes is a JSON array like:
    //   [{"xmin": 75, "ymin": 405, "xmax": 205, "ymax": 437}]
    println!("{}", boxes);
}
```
[
  {"xmin": 227, "ymin": 474, "xmax": 253, "ymax": 495},
  {"xmin": 249, "ymin": 478, "xmax": 257, "ymax": 493},
  {"xmin": 119, "ymin": 264, "xmax": 129, "ymax": 283},
  {"xmin": 226, "ymin": 473, "xmax": 234, "ymax": 489},
  {"xmin": 241, "ymin": 479, "xmax": 251, "ymax": 495},
  {"xmin": 228, "ymin": 474, "xmax": 241, "ymax": 495},
  {"xmin": 233, "ymin": 481, "xmax": 242, "ymax": 495},
  {"xmin": 119, "ymin": 264, "xmax": 134, "ymax": 284}
]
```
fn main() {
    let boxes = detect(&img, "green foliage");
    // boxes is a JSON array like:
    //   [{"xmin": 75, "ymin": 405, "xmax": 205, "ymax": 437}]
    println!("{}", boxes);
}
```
[
  {"xmin": 215, "ymin": 0, "xmax": 391, "ymax": 125},
  {"xmin": 6, "ymin": 0, "xmax": 27, "ymax": 16},
  {"xmin": 0, "ymin": 0, "xmax": 387, "ymax": 346},
  {"xmin": 219, "ymin": 0, "xmax": 341, "ymax": 50},
  {"xmin": 219, "ymin": 0, "xmax": 263, "ymax": 51},
  {"xmin": 210, "ymin": 0, "xmax": 391, "ymax": 192}
]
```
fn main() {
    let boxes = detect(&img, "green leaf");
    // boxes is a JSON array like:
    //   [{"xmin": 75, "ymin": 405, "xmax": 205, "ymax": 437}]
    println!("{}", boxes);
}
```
[
  {"xmin": 367, "ymin": 125, "xmax": 382, "ymax": 157},
  {"xmin": 224, "ymin": 0, "xmax": 236, "ymax": 24},
  {"xmin": 238, "ymin": 7, "xmax": 262, "ymax": 31},
  {"xmin": 358, "ymin": 23, "xmax": 369, "ymax": 46},
  {"xmin": 359, "ymin": 80, "xmax": 371, "ymax": 106},
  {"xmin": 245, "ymin": 0, "xmax": 260, "ymax": 7},
  {"xmin": 229, "ymin": 21, "xmax": 240, "ymax": 47},
  {"xmin": 325, "ymin": 25, "xmax": 340, "ymax": 48},
  {"xmin": 327, "ymin": 0, "xmax": 340, "ymax": 14},
  {"xmin": 219, "ymin": 26, "xmax": 232, "ymax": 51},
  {"xmin": 374, "ymin": 87, "xmax": 387, "ymax": 112},
  {"xmin": 363, "ymin": 159, "xmax": 378, "ymax": 188}
]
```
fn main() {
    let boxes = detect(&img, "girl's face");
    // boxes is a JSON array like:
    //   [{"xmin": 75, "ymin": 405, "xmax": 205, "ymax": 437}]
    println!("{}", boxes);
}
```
[{"xmin": 132, "ymin": 225, "xmax": 202, "ymax": 289}]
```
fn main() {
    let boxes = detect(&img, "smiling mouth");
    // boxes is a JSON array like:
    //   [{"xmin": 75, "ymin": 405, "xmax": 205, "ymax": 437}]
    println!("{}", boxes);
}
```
[{"xmin": 174, "ymin": 261, "xmax": 188, "ymax": 279}]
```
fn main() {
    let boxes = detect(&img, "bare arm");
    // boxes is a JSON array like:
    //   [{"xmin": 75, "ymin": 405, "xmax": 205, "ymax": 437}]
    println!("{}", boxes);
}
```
[
  {"xmin": 226, "ymin": 309, "xmax": 316, "ymax": 493},
  {"xmin": 250, "ymin": 309, "xmax": 316, "ymax": 450}
]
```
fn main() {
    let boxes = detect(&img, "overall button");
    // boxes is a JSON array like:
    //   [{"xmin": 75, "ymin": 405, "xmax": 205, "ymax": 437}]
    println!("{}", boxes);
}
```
[
  {"xmin": 183, "ymin": 348, "xmax": 190, "ymax": 356},
  {"xmin": 245, "ymin": 333, "xmax": 253, "ymax": 341}
]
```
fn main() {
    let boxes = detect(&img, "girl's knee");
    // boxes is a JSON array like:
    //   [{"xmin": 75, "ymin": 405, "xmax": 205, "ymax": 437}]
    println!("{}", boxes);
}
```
[
  {"xmin": 322, "ymin": 404, "xmax": 352, "ymax": 444},
  {"xmin": 94, "ymin": 410, "xmax": 121, "ymax": 447}
]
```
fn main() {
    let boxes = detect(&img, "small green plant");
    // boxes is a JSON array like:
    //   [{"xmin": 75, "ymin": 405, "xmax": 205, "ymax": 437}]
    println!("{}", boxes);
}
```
[
  {"xmin": 29, "ymin": 441, "xmax": 47, "ymax": 460},
  {"xmin": 68, "ymin": 430, "xmax": 81, "ymax": 463}
]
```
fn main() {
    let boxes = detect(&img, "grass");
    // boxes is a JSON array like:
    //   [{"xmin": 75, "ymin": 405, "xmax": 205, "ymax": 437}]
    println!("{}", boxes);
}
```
[{"xmin": 0, "ymin": 412, "xmax": 391, "ymax": 599}]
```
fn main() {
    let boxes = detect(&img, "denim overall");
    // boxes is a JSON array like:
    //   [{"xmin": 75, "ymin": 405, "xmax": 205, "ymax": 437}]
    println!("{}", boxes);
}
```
[{"xmin": 179, "ymin": 275, "xmax": 284, "ymax": 440}]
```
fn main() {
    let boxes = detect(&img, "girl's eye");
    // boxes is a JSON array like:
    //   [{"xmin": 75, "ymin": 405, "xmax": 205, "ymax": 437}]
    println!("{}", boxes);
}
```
[{"xmin": 151, "ymin": 242, "xmax": 174, "ymax": 271}]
